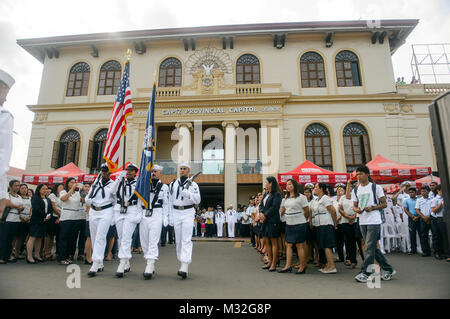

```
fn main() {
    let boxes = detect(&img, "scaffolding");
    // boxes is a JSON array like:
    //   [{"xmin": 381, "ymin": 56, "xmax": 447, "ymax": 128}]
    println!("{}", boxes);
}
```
[{"xmin": 410, "ymin": 43, "xmax": 450, "ymax": 84}]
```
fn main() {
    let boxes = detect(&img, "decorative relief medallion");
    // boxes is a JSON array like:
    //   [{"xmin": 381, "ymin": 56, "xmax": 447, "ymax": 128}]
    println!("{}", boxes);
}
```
[
  {"xmin": 400, "ymin": 104, "xmax": 414, "ymax": 113},
  {"xmin": 383, "ymin": 103, "xmax": 400, "ymax": 114},
  {"xmin": 34, "ymin": 112, "xmax": 48, "ymax": 122},
  {"xmin": 185, "ymin": 47, "xmax": 234, "ymax": 94}
]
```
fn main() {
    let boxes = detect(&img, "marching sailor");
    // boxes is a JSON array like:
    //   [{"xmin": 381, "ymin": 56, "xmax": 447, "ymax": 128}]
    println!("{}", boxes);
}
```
[
  {"xmin": 0, "ymin": 69, "xmax": 14, "ymax": 217},
  {"xmin": 140, "ymin": 164, "xmax": 170, "ymax": 280},
  {"xmin": 215, "ymin": 206, "xmax": 225, "ymax": 238},
  {"xmin": 85, "ymin": 163, "xmax": 115, "ymax": 277},
  {"xmin": 226, "ymin": 204, "xmax": 236, "ymax": 238},
  {"xmin": 168, "ymin": 163, "xmax": 201, "ymax": 279},
  {"xmin": 112, "ymin": 163, "xmax": 140, "ymax": 278}
]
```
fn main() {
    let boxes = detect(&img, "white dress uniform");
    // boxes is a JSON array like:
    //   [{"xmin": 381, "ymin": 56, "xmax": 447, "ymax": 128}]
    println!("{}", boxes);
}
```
[
  {"xmin": 111, "ymin": 173, "xmax": 141, "ymax": 276},
  {"xmin": 168, "ymin": 173, "xmax": 201, "ymax": 277},
  {"xmin": 0, "ymin": 69, "xmax": 14, "ymax": 202},
  {"xmin": 225, "ymin": 209, "xmax": 236, "ymax": 238},
  {"xmin": 85, "ymin": 175, "xmax": 116, "ymax": 275},
  {"xmin": 140, "ymin": 177, "xmax": 170, "ymax": 279},
  {"xmin": 215, "ymin": 211, "xmax": 225, "ymax": 237}
]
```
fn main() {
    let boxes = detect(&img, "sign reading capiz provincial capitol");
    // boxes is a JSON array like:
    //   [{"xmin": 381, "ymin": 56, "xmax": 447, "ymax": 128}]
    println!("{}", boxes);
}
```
[{"xmin": 18, "ymin": 20, "xmax": 449, "ymax": 207}]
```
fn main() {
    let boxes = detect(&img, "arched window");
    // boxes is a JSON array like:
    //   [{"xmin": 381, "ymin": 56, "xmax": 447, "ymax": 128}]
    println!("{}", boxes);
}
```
[
  {"xmin": 51, "ymin": 130, "xmax": 81, "ymax": 168},
  {"xmin": 236, "ymin": 54, "xmax": 260, "ymax": 84},
  {"xmin": 66, "ymin": 62, "xmax": 90, "ymax": 96},
  {"xmin": 98, "ymin": 60, "xmax": 122, "ymax": 95},
  {"xmin": 304, "ymin": 123, "xmax": 333, "ymax": 171},
  {"xmin": 87, "ymin": 129, "xmax": 108, "ymax": 173},
  {"xmin": 343, "ymin": 123, "xmax": 372, "ymax": 173},
  {"xmin": 300, "ymin": 52, "xmax": 326, "ymax": 88},
  {"xmin": 335, "ymin": 50, "xmax": 361, "ymax": 87},
  {"xmin": 159, "ymin": 57, "xmax": 182, "ymax": 87}
]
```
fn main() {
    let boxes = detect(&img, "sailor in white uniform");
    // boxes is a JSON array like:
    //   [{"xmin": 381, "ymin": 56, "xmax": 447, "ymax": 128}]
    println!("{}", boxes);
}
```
[
  {"xmin": 226, "ymin": 204, "xmax": 236, "ymax": 238},
  {"xmin": 85, "ymin": 164, "xmax": 116, "ymax": 277},
  {"xmin": 215, "ymin": 207, "xmax": 225, "ymax": 237},
  {"xmin": 168, "ymin": 162, "xmax": 201, "ymax": 279},
  {"xmin": 140, "ymin": 164, "xmax": 170, "ymax": 280},
  {"xmin": 111, "ymin": 163, "xmax": 140, "ymax": 278},
  {"xmin": 0, "ymin": 69, "xmax": 15, "ymax": 216}
]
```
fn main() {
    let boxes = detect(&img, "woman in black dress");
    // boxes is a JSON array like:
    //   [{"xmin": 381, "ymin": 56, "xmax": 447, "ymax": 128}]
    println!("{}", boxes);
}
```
[
  {"xmin": 27, "ymin": 184, "xmax": 52, "ymax": 263},
  {"xmin": 260, "ymin": 176, "xmax": 282, "ymax": 272}
]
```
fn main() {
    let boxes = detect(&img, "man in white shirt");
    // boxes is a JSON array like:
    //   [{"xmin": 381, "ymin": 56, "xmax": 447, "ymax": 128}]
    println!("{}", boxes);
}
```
[
  {"xmin": 430, "ymin": 185, "xmax": 449, "ymax": 260},
  {"xmin": 415, "ymin": 186, "xmax": 433, "ymax": 257},
  {"xmin": 85, "ymin": 164, "xmax": 116, "ymax": 277},
  {"xmin": 215, "ymin": 207, "xmax": 225, "ymax": 237},
  {"xmin": 392, "ymin": 181, "xmax": 412, "ymax": 206},
  {"xmin": 0, "ymin": 69, "xmax": 14, "ymax": 217},
  {"xmin": 352, "ymin": 166, "xmax": 396, "ymax": 283}
]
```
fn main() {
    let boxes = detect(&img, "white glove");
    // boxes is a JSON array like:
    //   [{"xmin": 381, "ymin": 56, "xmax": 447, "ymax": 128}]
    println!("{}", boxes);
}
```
[
  {"xmin": 180, "ymin": 189, "xmax": 191, "ymax": 200},
  {"xmin": 119, "ymin": 171, "xmax": 127, "ymax": 179},
  {"xmin": 163, "ymin": 214, "xmax": 169, "ymax": 227}
]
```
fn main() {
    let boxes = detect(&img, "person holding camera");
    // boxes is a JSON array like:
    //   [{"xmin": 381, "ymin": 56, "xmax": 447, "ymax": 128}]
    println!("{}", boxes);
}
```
[{"xmin": 57, "ymin": 177, "xmax": 85, "ymax": 265}]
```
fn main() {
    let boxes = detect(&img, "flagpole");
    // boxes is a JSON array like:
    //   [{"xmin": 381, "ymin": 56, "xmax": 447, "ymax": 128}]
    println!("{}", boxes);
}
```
[{"xmin": 121, "ymin": 48, "xmax": 132, "ymax": 211}]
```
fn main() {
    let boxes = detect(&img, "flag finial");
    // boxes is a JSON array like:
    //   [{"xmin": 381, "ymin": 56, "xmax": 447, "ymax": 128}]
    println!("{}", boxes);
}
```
[
  {"xmin": 153, "ymin": 70, "xmax": 157, "ymax": 83},
  {"xmin": 125, "ymin": 48, "xmax": 132, "ymax": 60}
]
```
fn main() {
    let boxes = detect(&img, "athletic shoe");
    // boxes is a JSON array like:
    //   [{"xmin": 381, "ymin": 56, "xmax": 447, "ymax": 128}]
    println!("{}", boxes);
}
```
[
  {"xmin": 354, "ymin": 272, "xmax": 369, "ymax": 283},
  {"xmin": 381, "ymin": 269, "xmax": 396, "ymax": 281}
]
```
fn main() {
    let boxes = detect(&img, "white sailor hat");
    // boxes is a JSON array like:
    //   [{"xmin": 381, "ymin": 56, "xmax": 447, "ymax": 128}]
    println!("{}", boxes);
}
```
[
  {"xmin": 100, "ymin": 163, "xmax": 109, "ymax": 171},
  {"xmin": 126, "ymin": 163, "xmax": 139, "ymax": 171},
  {"xmin": 228, "ymin": 203, "xmax": 233, "ymax": 207},
  {"xmin": 401, "ymin": 181, "xmax": 412, "ymax": 187},
  {"xmin": 178, "ymin": 162, "xmax": 191, "ymax": 169},
  {"xmin": 305, "ymin": 183, "xmax": 314, "ymax": 189},
  {"xmin": 152, "ymin": 164, "xmax": 163, "ymax": 171},
  {"xmin": 0, "ymin": 69, "xmax": 15, "ymax": 89},
  {"xmin": 335, "ymin": 183, "xmax": 346, "ymax": 188}
]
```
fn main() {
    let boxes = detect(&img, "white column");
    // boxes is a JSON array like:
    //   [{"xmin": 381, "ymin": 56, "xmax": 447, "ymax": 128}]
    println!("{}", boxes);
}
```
[
  {"xmin": 175, "ymin": 122, "xmax": 193, "ymax": 165},
  {"xmin": 222, "ymin": 121, "xmax": 239, "ymax": 208}
]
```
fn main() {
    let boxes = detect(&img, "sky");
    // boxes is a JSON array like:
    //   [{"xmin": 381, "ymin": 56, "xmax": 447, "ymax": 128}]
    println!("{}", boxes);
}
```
[{"xmin": 1, "ymin": 0, "xmax": 449, "ymax": 170}]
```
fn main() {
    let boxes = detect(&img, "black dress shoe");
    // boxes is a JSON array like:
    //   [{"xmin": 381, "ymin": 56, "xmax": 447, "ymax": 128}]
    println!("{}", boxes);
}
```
[
  {"xmin": 434, "ymin": 253, "xmax": 443, "ymax": 260},
  {"xmin": 87, "ymin": 271, "xmax": 96, "ymax": 277},
  {"xmin": 160, "ymin": 243, "xmax": 166, "ymax": 247},
  {"xmin": 124, "ymin": 267, "xmax": 130, "ymax": 273},
  {"xmin": 295, "ymin": 268, "xmax": 306, "ymax": 275},
  {"xmin": 8, "ymin": 258, "xmax": 17, "ymax": 263},
  {"xmin": 277, "ymin": 267, "xmax": 292, "ymax": 273},
  {"xmin": 84, "ymin": 260, "xmax": 93, "ymax": 265},
  {"xmin": 143, "ymin": 271, "xmax": 154, "ymax": 280},
  {"xmin": 26, "ymin": 258, "xmax": 37, "ymax": 264},
  {"xmin": 116, "ymin": 272, "xmax": 124, "ymax": 278},
  {"xmin": 177, "ymin": 271, "xmax": 187, "ymax": 279},
  {"xmin": 268, "ymin": 268, "xmax": 277, "ymax": 272},
  {"xmin": 422, "ymin": 253, "xmax": 431, "ymax": 257}
]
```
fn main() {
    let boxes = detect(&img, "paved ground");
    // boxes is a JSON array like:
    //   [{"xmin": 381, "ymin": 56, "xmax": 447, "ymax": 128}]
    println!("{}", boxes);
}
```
[{"xmin": 0, "ymin": 240, "xmax": 449, "ymax": 299}]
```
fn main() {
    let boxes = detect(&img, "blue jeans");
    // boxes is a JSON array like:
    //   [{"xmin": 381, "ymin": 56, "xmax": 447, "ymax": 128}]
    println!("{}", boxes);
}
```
[{"xmin": 360, "ymin": 224, "xmax": 394, "ymax": 275}]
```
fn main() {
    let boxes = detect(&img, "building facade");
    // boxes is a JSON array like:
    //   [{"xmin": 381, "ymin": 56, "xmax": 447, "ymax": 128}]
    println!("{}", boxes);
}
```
[{"xmin": 18, "ymin": 20, "xmax": 450, "ymax": 208}]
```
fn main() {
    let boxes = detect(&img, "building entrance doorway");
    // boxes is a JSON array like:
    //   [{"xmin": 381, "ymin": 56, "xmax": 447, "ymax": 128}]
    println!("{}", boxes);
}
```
[{"xmin": 198, "ymin": 184, "xmax": 224, "ymax": 210}]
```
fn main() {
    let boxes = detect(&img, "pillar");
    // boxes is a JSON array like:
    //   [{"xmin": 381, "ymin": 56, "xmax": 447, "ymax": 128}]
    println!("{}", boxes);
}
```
[{"xmin": 222, "ymin": 121, "xmax": 239, "ymax": 208}]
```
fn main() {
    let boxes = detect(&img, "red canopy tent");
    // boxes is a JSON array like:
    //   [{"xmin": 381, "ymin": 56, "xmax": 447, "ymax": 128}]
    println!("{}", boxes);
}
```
[
  {"xmin": 22, "ymin": 163, "xmax": 86, "ymax": 185},
  {"xmin": 278, "ymin": 160, "xmax": 350, "ymax": 185},
  {"xmin": 385, "ymin": 175, "xmax": 441, "ymax": 194},
  {"xmin": 350, "ymin": 154, "xmax": 431, "ymax": 184}
]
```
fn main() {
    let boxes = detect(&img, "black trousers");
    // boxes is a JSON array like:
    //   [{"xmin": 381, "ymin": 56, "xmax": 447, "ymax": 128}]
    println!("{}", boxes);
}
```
[
  {"xmin": 335, "ymin": 224, "xmax": 345, "ymax": 261},
  {"xmin": 419, "ymin": 218, "xmax": 431, "ymax": 255},
  {"xmin": 58, "ymin": 220, "xmax": 85, "ymax": 261},
  {"xmin": 408, "ymin": 216, "xmax": 420, "ymax": 253},
  {"xmin": 0, "ymin": 222, "xmax": 20, "ymax": 260},
  {"xmin": 206, "ymin": 224, "xmax": 213, "ymax": 237},
  {"xmin": 235, "ymin": 223, "xmax": 240, "ymax": 237},
  {"xmin": 240, "ymin": 224, "xmax": 250, "ymax": 237},
  {"xmin": 431, "ymin": 217, "xmax": 450, "ymax": 257},
  {"xmin": 160, "ymin": 225, "xmax": 174, "ymax": 244},
  {"xmin": 249, "ymin": 225, "xmax": 256, "ymax": 246},
  {"xmin": 341, "ymin": 223, "xmax": 358, "ymax": 264}
]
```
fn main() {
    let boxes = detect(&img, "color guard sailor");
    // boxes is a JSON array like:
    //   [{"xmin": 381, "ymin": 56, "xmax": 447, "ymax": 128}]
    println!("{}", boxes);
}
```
[
  {"xmin": 168, "ymin": 163, "xmax": 201, "ymax": 279},
  {"xmin": 225, "ymin": 204, "xmax": 236, "ymax": 238},
  {"xmin": 140, "ymin": 164, "xmax": 170, "ymax": 280},
  {"xmin": 111, "ymin": 163, "xmax": 140, "ymax": 278},
  {"xmin": 85, "ymin": 163, "xmax": 116, "ymax": 277}
]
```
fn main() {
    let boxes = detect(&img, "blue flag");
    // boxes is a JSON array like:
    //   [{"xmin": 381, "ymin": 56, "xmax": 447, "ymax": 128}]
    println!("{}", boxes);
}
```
[{"xmin": 134, "ymin": 82, "xmax": 156, "ymax": 209}]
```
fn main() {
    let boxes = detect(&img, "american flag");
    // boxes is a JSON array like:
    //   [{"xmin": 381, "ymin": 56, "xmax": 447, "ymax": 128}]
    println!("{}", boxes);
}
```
[{"xmin": 103, "ymin": 60, "xmax": 133, "ymax": 171}]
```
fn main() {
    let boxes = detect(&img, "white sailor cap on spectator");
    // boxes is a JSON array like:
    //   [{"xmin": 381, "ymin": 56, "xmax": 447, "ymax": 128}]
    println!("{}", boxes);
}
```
[
  {"xmin": 305, "ymin": 183, "xmax": 314, "ymax": 189},
  {"xmin": 152, "ymin": 164, "xmax": 163, "ymax": 171},
  {"xmin": 228, "ymin": 204, "xmax": 233, "ymax": 208},
  {"xmin": 335, "ymin": 183, "xmax": 346, "ymax": 188},
  {"xmin": 401, "ymin": 181, "xmax": 412, "ymax": 187},
  {"xmin": 178, "ymin": 162, "xmax": 190, "ymax": 169},
  {"xmin": 0, "ymin": 69, "xmax": 15, "ymax": 89}
]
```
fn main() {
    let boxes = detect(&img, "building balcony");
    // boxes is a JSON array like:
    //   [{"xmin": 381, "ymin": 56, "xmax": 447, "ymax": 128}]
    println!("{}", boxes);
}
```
[{"xmin": 396, "ymin": 83, "xmax": 450, "ymax": 95}]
